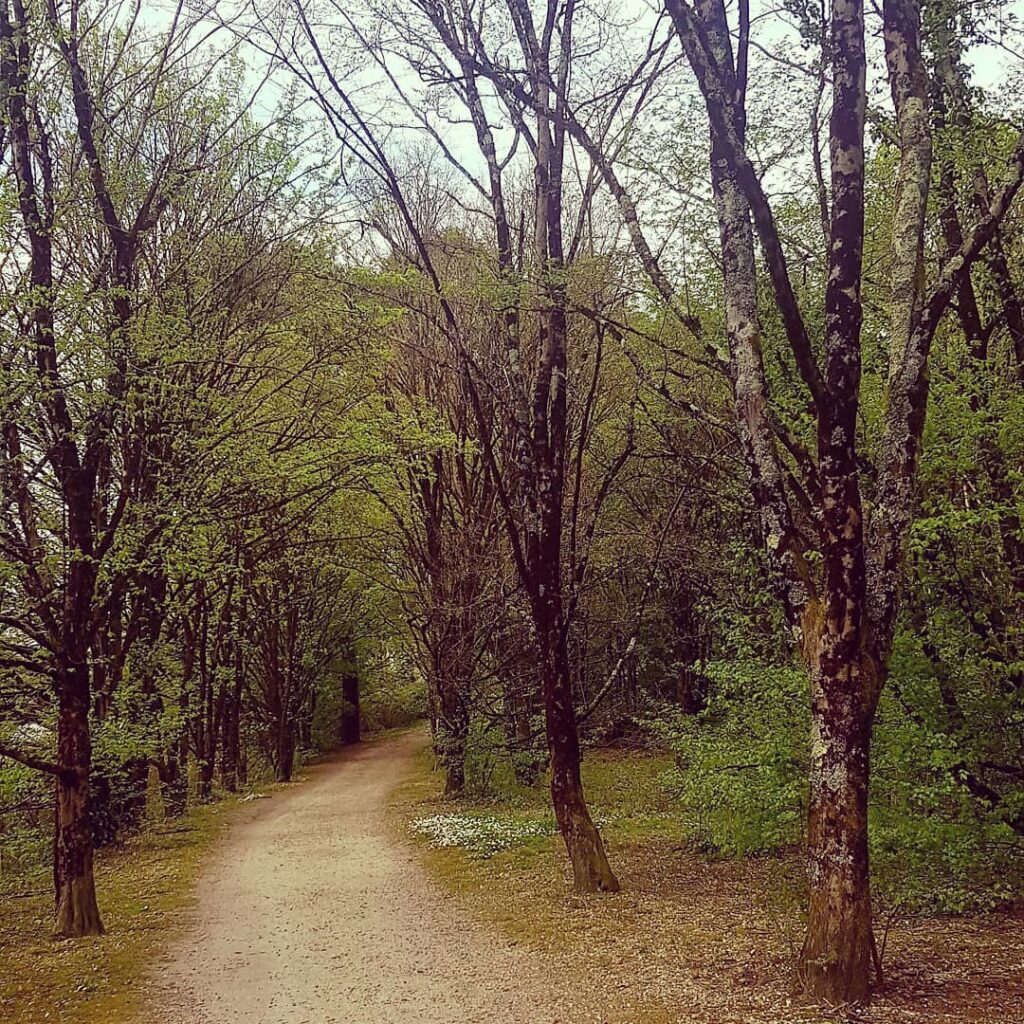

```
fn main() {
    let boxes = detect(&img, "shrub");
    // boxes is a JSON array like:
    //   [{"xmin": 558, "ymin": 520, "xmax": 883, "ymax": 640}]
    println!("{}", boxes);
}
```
[
  {"xmin": 361, "ymin": 675, "xmax": 426, "ymax": 731},
  {"xmin": 656, "ymin": 660, "xmax": 807, "ymax": 857}
]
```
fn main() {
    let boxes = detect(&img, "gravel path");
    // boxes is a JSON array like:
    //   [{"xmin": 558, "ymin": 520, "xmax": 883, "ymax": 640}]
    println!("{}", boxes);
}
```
[{"xmin": 153, "ymin": 731, "xmax": 563, "ymax": 1024}]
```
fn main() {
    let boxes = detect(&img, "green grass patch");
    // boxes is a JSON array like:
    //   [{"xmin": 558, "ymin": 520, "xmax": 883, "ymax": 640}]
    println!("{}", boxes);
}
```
[{"xmin": 398, "ymin": 739, "xmax": 682, "ymax": 874}]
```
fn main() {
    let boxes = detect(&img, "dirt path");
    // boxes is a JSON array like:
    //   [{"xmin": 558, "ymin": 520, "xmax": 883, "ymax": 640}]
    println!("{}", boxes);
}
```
[{"xmin": 153, "ymin": 732, "xmax": 566, "ymax": 1024}]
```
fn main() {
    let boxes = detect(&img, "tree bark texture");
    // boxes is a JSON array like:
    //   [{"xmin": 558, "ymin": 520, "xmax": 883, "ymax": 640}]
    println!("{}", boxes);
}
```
[{"xmin": 53, "ymin": 665, "xmax": 104, "ymax": 937}]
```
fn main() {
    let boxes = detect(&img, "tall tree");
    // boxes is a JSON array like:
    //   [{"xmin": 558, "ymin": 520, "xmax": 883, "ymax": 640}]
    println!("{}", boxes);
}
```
[
  {"xmin": 262, "ymin": 0, "xmax": 637, "ymax": 891},
  {"xmin": 657, "ymin": 0, "xmax": 1024, "ymax": 1000},
  {"xmin": 0, "ymin": 0, "xmax": 365, "ymax": 934}
]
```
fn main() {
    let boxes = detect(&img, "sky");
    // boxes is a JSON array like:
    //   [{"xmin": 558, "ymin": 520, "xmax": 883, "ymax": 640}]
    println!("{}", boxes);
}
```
[{"xmin": 120, "ymin": 0, "xmax": 1024, "ymax": 265}]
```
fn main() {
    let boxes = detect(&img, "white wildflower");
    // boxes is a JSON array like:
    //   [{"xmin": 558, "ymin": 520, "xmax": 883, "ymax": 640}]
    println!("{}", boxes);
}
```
[{"xmin": 410, "ymin": 812, "xmax": 555, "ymax": 858}]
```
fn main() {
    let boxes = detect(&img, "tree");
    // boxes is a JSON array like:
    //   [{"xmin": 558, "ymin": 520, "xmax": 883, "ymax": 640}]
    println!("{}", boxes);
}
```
[
  {"xmin": 657, "ymin": 0, "xmax": 1024, "ymax": 1000},
  {"xmin": 0, "ymin": 0, "xmax": 189, "ymax": 935},
  {"xmin": 257, "ymin": 0, "xmax": 655, "ymax": 891},
  {"xmin": 0, "ymin": 0, "xmax": 380, "ymax": 934},
  {"xmin": 383, "ymin": 261, "xmax": 506, "ymax": 796},
  {"xmin": 463, "ymin": 0, "xmax": 1024, "ymax": 999}
]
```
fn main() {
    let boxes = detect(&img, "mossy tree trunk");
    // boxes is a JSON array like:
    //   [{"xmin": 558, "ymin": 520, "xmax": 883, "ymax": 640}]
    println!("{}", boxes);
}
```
[{"xmin": 798, "ymin": 681, "xmax": 874, "ymax": 1002}]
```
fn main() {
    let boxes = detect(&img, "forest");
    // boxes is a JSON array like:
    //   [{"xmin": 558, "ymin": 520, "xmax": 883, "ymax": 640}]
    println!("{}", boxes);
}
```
[{"xmin": 1, "ymin": 0, "xmax": 1023, "ymax": 1020}]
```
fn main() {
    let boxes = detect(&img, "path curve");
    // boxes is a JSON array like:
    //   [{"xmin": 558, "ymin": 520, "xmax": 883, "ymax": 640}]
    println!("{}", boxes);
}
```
[{"xmin": 153, "ymin": 731, "xmax": 564, "ymax": 1024}]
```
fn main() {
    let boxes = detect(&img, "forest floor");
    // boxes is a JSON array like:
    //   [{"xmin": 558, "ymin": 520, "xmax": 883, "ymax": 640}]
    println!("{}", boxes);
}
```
[
  {"xmin": 5, "ymin": 731, "xmax": 1023, "ymax": 1024},
  {"xmin": 398, "ymin": 735, "xmax": 1024, "ymax": 1024}
]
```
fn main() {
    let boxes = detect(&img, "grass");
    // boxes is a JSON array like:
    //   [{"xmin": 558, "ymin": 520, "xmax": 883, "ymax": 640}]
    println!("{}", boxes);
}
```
[
  {"xmin": 0, "ymin": 793, "xmax": 247, "ymax": 1024},
  {"xmin": 399, "ymin": 740, "xmax": 684, "ymax": 868},
  {"xmin": 395, "ymin": 738, "xmax": 1024, "ymax": 1024},
  {"xmin": 393, "ymin": 741, "xmax": 695, "ymax": 1020}
]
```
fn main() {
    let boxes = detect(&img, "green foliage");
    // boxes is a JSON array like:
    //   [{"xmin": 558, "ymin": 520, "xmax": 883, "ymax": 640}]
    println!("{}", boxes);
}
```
[
  {"xmin": 648, "ymin": 651, "xmax": 1024, "ymax": 910},
  {"xmin": 0, "ymin": 761, "xmax": 50, "ymax": 883},
  {"xmin": 360, "ymin": 673, "xmax": 427, "ymax": 733},
  {"xmin": 870, "ymin": 805, "xmax": 1021, "ymax": 913},
  {"xmin": 870, "ymin": 635, "xmax": 1024, "ymax": 912},
  {"xmin": 655, "ymin": 662, "xmax": 807, "ymax": 857}
]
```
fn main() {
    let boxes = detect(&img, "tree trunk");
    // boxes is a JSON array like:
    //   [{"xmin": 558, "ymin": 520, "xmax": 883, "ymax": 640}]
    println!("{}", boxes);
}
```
[
  {"xmin": 676, "ymin": 667, "xmax": 705, "ymax": 716},
  {"xmin": 196, "ymin": 753, "xmax": 215, "ymax": 803},
  {"xmin": 503, "ymin": 675, "xmax": 542, "ymax": 785},
  {"xmin": 222, "ymin": 593, "xmax": 245, "ymax": 792},
  {"xmin": 195, "ymin": 593, "xmax": 217, "ymax": 802},
  {"xmin": 92, "ymin": 757, "xmax": 148, "ymax": 845},
  {"xmin": 528, "ymin": 50, "xmax": 617, "ymax": 890},
  {"xmin": 437, "ymin": 721, "xmax": 466, "ymax": 796},
  {"xmin": 299, "ymin": 686, "xmax": 314, "ymax": 748},
  {"xmin": 220, "ymin": 680, "xmax": 241, "ymax": 793},
  {"xmin": 444, "ymin": 754, "xmax": 465, "ymax": 798},
  {"xmin": 437, "ymin": 684, "xmax": 468, "ymax": 797},
  {"xmin": 798, "ymin": 658, "xmax": 875, "ymax": 1003},
  {"xmin": 275, "ymin": 719, "xmax": 295, "ymax": 783},
  {"xmin": 341, "ymin": 668, "xmax": 361, "ymax": 745},
  {"xmin": 539, "ymin": 611, "xmax": 619, "ymax": 893},
  {"xmin": 159, "ymin": 746, "xmax": 188, "ymax": 818},
  {"xmin": 53, "ymin": 664, "xmax": 103, "ymax": 938}
]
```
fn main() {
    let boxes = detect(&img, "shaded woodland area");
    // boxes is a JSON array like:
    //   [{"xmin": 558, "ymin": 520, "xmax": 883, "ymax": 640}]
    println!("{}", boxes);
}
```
[{"xmin": 2, "ymin": 0, "xmax": 1024, "ymax": 1013}]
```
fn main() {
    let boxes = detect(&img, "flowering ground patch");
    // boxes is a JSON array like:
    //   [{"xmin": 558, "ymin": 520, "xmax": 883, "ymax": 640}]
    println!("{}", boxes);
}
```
[{"xmin": 410, "ymin": 812, "xmax": 556, "ymax": 857}]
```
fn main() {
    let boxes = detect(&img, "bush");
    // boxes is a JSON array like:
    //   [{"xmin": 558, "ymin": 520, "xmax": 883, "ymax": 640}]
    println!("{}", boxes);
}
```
[
  {"xmin": 360, "ymin": 675, "xmax": 426, "ymax": 731},
  {"xmin": 657, "ymin": 660, "xmax": 807, "ymax": 857},
  {"xmin": 870, "ymin": 809, "xmax": 1021, "ymax": 912},
  {"xmin": 650, "ymin": 653, "xmax": 1024, "ymax": 911},
  {"xmin": 0, "ymin": 762, "xmax": 51, "ymax": 885},
  {"xmin": 870, "ymin": 645, "xmax": 1024, "ymax": 912}
]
